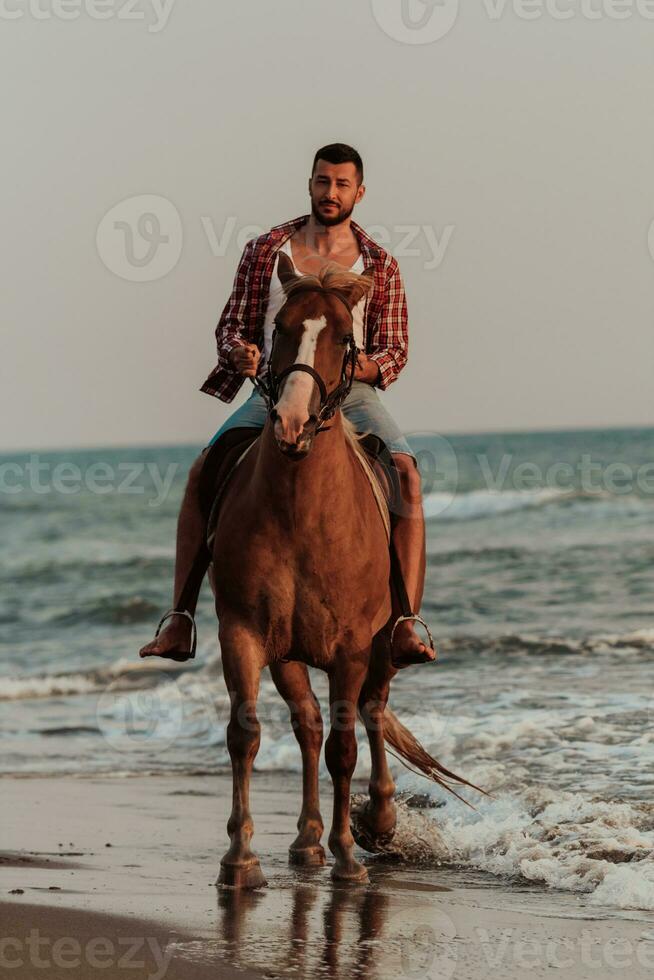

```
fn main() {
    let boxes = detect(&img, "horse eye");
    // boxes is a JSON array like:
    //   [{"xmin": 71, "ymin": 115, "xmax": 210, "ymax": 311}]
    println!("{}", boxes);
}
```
[{"xmin": 341, "ymin": 333, "xmax": 353, "ymax": 346}]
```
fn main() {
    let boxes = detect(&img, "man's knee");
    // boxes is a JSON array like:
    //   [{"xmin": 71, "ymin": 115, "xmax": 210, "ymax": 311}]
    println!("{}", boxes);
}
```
[
  {"xmin": 187, "ymin": 451, "xmax": 207, "ymax": 489},
  {"xmin": 393, "ymin": 453, "xmax": 421, "ymax": 497}
]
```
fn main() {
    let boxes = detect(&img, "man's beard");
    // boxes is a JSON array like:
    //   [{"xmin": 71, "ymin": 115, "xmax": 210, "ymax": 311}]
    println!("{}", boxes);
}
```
[{"xmin": 310, "ymin": 198, "xmax": 355, "ymax": 228}]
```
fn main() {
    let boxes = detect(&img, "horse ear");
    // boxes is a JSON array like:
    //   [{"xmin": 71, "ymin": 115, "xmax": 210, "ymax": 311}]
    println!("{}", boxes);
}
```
[
  {"xmin": 277, "ymin": 250, "xmax": 300, "ymax": 294},
  {"xmin": 339, "ymin": 266, "xmax": 375, "ymax": 310}
]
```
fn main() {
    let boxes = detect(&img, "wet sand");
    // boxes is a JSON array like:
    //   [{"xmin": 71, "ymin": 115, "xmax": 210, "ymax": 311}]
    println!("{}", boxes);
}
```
[{"xmin": 2, "ymin": 774, "xmax": 654, "ymax": 979}]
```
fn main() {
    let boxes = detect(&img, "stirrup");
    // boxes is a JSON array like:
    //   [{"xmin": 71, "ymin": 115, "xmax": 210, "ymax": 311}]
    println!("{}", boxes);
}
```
[
  {"xmin": 390, "ymin": 613, "xmax": 436, "ymax": 666},
  {"xmin": 152, "ymin": 608, "xmax": 197, "ymax": 661}
]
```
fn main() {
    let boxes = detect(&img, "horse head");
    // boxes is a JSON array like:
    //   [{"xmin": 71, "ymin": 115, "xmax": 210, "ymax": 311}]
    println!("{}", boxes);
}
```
[{"xmin": 267, "ymin": 251, "xmax": 375, "ymax": 459}]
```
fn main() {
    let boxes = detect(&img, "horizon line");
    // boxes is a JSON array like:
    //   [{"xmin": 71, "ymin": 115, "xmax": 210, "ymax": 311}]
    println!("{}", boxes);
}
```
[{"xmin": 1, "ymin": 421, "xmax": 653, "ymax": 457}]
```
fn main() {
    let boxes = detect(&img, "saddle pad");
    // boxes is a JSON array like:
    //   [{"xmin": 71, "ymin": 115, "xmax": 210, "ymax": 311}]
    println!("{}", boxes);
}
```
[
  {"xmin": 206, "ymin": 437, "xmax": 260, "ymax": 550},
  {"xmin": 351, "ymin": 446, "xmax": 391, "ymax": 543}
]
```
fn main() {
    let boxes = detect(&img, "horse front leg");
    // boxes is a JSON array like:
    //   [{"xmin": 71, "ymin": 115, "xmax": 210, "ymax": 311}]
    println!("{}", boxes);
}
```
[
  {"xmin": 355, "ymin": 637, "xmax": 398, "ymax": 849},
  {"xmin": 325, "ymin": 657, "xmax": 368, "ymax": 883},
  {"xmin": 217, "ymin": 627, "xmax": 267, "ymax": 890},
  {"xmin": 269, "ymin": 661, "xmax": 326, "ymax": 867}
]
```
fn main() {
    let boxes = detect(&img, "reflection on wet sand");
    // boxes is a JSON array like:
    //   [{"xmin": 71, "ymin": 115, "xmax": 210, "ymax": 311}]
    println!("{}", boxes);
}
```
[
  {"xmin": 215, "ymin": 872, "xmax": 452, "ymax": 980},
  {"xmin": 321, "ymin": 886, "xmax": 389, "ymax": 977}
]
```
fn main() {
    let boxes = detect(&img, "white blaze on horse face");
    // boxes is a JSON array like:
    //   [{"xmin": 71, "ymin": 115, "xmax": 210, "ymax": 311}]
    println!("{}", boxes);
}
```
[{"xmin": 274, "ymin": 316, "xmax": 327, "ymax": 444}]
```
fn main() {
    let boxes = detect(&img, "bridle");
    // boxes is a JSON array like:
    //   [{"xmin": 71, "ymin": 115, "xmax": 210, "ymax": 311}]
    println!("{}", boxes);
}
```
[{"xmin": 251, "ymin": 286, "xmax": 359, "ymax": 435}]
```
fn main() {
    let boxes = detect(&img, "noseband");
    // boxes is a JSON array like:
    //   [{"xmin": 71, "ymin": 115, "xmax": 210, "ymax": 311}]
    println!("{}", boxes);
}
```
[{"xmin": 252, "ymin": 286, "xmax": 359, "ymax": 434}]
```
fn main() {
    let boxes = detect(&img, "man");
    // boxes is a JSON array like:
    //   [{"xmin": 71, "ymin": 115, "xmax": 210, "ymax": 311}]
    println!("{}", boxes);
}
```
[{"xmin": 139, "ymin": 142, "xmax": 435, "ymax": 667}]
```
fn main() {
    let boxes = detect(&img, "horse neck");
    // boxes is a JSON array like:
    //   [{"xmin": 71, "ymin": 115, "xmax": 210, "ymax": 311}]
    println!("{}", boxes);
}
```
[{"xmin": 254, "ymin": 413, "xmax": 354, "ymax": 509}]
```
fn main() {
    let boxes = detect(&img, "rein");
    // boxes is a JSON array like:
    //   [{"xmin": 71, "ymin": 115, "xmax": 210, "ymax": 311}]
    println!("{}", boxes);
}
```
[{"xmin": 251, "ymin": 286, "xmax": 359, "ymax": 434}]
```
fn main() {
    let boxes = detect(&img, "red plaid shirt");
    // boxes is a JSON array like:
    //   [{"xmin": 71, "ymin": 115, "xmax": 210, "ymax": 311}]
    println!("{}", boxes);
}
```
[{"xmin": 199, "ymin": 214, "xmax": 409, "ymax": 403}]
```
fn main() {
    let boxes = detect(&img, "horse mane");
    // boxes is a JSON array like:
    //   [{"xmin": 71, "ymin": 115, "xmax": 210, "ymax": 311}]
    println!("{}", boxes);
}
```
[
  {"xmin": 284, "ymin": 262, "xmax": 369, "ymax": 299},
  {"xmin": 341, "ymin": 415, "xmax": 369, "ymax": 459}
]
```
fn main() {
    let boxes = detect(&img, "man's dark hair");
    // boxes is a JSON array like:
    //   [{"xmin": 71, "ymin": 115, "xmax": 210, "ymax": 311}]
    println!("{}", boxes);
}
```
[{"xmin": 311, "ymin": 143, "xmax": 364, "ymax": 185}]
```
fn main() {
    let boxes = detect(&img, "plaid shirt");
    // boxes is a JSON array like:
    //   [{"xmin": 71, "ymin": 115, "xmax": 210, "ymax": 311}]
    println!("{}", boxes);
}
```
[{"xmin": 199, "ymin": 214, "xmax": 409, "ymax": 403}]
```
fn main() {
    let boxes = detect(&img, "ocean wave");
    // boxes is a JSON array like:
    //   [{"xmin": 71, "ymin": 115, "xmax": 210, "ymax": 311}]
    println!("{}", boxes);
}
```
[
  {"xmin": 36, "ymin": 725, "xmax": 101, "ymax": 737},
  {"xmin": 51, "ymin": 595, "xmax": 161, "ymax": 626},
  {"xmin": 428, "ymin": 545, "xmax": 529, "ymax": 566},
  {"xmin": 3, "ymin": 553, "xmax": 173, "ymax": 586},
  {"xmin": 0, "ymin": 659, "xmax": 194, "ymax": 702},
  {"xmin": 3, "ymin": 627, "xmax": 652, "ymax": 704},
  {"xmin": 434, "ymin": 628, "xmax": 654, "ymax": 658},
  {"xmin": 591, "ymin": 627, "xmax": 654, "ymax": 650},
  {"xmin": 387, "ymin": 779, "xmax": 654, "ymax": 911},
  {"xmin": 0, "ymin": 497, "xmax": 49, "ymax": 514},
  {"xmin": 424, "ymin": 488, "xmax": 654, "ymax": 523},
  {"xmin": 5, "ymin": 661, "xmax": 654, "ymax": 913}
]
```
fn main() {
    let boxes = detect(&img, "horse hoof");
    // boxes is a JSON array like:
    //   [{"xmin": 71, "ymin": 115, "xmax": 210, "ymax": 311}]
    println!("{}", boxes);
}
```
[
  {"xmin": 289, "ymin": 844, "xmax": 327, "ymax": 867},
  {"xmin": 350, "ymin": 800, "xmax": 397, "ymax": 854},
  {"xmin": 331, "ymin": 862, "xmax": 369, "ymax": 884},
  {"xmin": 216, "ymin": 860, "xmax": 267, "ymax": 890},
  {"xmin": 350, "ymin": 822, "xmax": 397, "ymax": 854}
]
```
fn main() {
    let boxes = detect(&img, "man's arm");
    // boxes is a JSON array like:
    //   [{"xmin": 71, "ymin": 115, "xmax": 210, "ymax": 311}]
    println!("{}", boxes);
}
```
[
  {"xmin": 354, "ymin": 352, "xmax": 381, "ymax": 385},
  {"xmin": 199, "ymin": 238, "xmax": 264, "ymax": 401},
  {"xmin": 365, "ymin": 257, "xmax": 409, "ymax": 390},
  {"xmin": 214, "ymin": 239, "xmax": 257, "ymax": 372}
]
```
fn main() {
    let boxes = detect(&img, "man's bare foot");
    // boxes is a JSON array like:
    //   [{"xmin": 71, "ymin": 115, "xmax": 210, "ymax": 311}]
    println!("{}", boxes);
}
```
[
  {"xmin": 139, "ymin": 615, "xmax": 195, "ymax": 661},
  {"xmin": 390, "ymin": 619, "xmax": 437, "ymax": 669}
]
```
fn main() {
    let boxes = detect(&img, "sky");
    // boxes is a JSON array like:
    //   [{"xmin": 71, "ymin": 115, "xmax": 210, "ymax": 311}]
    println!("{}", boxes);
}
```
[{"xmin": 2, "ymin": 0, "xmax": 653, "ymax": 452}]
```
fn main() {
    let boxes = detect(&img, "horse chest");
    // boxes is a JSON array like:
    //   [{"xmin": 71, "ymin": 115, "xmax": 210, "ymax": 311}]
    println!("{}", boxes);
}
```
[{"xmin": 260, "ymin": 560, "xmax": 352, "ymax": 660}]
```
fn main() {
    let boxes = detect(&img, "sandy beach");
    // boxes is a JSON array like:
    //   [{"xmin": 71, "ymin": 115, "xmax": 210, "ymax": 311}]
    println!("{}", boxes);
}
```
[{"xmin": 2, "ymin": 773, "xmax": 653, "ymax": 980}]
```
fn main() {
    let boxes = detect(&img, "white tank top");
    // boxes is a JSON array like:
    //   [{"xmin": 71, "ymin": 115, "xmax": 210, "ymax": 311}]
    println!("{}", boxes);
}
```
[{"xmin": 261, "ymin": 238, "xmax": 366, "ymax": 369}]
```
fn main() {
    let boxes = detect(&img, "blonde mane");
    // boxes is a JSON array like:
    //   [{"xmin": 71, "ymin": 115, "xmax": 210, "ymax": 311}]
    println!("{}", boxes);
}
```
[
  {"xmin": 284, "ymin": 261, "xmax": 370, "ymax": 300},
  {"xmin": 341, "ymin": 414, "xmax": 369, "ymax": 459}
]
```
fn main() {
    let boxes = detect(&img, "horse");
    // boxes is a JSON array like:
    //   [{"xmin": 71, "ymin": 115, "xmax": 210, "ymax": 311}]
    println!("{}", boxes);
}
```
[{"xmin": 209, "ymin": 253, "xmax": 475, "ymax": 888}]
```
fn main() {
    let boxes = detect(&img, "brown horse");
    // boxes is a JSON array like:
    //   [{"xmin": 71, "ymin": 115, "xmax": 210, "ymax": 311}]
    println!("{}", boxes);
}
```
[{"xmin": 210, "ymin": 254, "xmax": 475, "ymax": 888}]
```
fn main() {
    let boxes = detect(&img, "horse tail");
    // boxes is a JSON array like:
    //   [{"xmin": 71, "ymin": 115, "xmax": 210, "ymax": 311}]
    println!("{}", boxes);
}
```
[{"xmin": 382, "ymin": 706, "xmax": 489, "ymax": 808}]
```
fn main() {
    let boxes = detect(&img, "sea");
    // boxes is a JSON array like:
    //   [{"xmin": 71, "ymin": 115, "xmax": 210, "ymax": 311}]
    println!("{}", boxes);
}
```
[{"xmin": 2, "ymin": 426, "xmax": 653, "ymax": 913}]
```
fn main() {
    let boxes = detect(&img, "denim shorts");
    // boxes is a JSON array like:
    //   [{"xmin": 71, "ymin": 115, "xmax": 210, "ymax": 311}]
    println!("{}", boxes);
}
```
[{"xmin": 208, "ymin": 381, "xmax": 415, "ymax": 458}]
